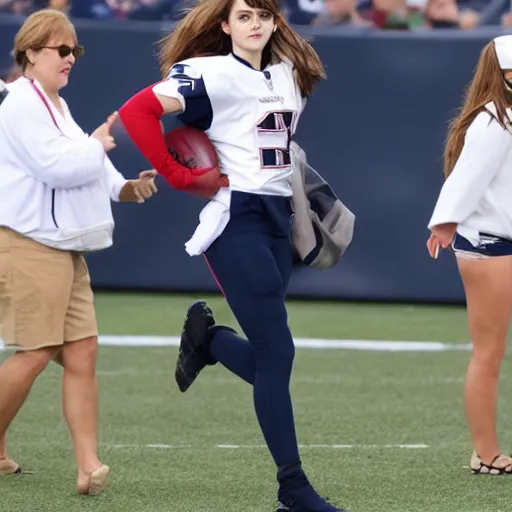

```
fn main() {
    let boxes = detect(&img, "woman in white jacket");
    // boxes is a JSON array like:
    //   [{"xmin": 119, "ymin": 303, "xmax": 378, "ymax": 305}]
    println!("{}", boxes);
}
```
[
  {"xmin": 427, "ymin": 35, "xmax": 512, "ymax": 475},
  {"xmin": 0, "ymin": 9, "xmax": 157, "ymax": 494}
]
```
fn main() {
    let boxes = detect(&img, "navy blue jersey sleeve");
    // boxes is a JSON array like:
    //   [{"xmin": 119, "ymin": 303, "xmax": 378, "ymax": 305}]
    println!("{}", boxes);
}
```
[{"xmin": 154, "ymin": 63, "xmax": 213, "ymax": 131}]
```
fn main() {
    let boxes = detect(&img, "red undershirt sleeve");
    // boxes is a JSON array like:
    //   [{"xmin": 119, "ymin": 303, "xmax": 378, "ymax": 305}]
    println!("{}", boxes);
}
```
[{"xmin": 118, "ymin": 83, "xmax": 208, "ymax": 191}]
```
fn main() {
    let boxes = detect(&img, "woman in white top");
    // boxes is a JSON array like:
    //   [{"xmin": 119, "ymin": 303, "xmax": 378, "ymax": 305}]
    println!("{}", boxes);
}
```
[
  {"xmin": 427, "ymin": 35, "xmax": 512, "ymax": 475},
  {"xmin": 0, "ymin": 9, "xmax": 157, "ymax": 493}
]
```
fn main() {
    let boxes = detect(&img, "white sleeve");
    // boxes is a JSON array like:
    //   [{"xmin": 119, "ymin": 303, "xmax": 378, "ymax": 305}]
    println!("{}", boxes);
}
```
[
  {"xmin": 104, "ymin": 156, "xmax": 128, "ymax": 202},
  {"xmin": 153, "ymin": 77, "xmax": 185, "ymax": 111},
  {"xmin": 428, "ymin": 112, "xmax": 512, "ymax": 229},
  {"xmin": 152, "ymin": 62, "xmax": 206, "ymax": 112},
  {"xmin": 4, "ymin": 96, "xmax": 106, "ymax": 189}
]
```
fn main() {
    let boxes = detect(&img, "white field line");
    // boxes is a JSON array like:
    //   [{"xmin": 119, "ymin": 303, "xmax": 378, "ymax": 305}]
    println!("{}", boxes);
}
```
[
  {"xmin": 108, "ymin": 443, "xmax": 429, "ymax": 450},
  {"xmin": 0, "ymin": 335, "xmax": 472, "ymax": 352}
]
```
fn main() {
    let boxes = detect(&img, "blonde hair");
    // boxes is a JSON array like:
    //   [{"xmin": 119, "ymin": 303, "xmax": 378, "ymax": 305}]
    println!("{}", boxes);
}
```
[
  {"xmin": 444, "ymin": 40, "xmax": 512, "ymax": 178},
  {"xmin": 13, "ymin": 9, "xmax": 78, "ymax": 71}
]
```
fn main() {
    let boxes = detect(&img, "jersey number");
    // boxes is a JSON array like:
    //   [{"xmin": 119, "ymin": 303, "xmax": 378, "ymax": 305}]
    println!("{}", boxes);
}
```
[{"xmin": 257, "ymin": 110, "xmax": 297, "ymax": 169}]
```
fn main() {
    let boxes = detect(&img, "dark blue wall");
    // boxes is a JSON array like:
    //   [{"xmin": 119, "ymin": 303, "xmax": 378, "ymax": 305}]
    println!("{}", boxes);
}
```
[{"xmin": 1, "ymin": 16, "xmax": 507, "ymax": 303}]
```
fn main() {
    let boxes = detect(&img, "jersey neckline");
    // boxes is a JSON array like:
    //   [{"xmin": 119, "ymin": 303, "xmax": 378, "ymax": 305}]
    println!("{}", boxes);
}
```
[{"xmin": 230, "ymin": 52, "xmax": 272, "ymax": 77}]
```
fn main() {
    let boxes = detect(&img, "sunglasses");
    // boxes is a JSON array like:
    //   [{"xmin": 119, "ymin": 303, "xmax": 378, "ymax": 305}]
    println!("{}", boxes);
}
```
[{"xmin": 35, "ymin": 45, "xmax": 85, "ymax": 59}]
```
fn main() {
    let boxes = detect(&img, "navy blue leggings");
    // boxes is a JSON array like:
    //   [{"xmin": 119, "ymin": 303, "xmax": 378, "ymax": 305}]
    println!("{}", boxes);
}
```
[{"xmin": 204, "ymin": 229, "xmax": 299, "ymax": 466}]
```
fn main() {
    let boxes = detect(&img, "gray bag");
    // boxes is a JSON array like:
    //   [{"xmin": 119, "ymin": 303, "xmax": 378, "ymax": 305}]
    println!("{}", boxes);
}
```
[{"xmin": 289, "ymin": 141, "xmax": 356, "ymax": 269}]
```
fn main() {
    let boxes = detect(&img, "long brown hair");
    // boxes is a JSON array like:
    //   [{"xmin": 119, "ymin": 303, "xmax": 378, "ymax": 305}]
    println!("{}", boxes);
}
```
[
  {"xmin": 158, "ymin": 0, "xmax": 326, "ymax": 97},
  {"xmin": 444, "ymin": 40, "xmax": 512, "ymax": 178}
]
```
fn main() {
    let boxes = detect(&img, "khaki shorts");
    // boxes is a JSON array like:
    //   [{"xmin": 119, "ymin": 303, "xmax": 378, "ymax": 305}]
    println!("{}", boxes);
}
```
[{"xmin": 0, "ymin": 227, "xmax": 98, "ymax": 351}]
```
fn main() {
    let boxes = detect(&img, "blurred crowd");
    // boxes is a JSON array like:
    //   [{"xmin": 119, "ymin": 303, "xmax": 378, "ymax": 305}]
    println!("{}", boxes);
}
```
[
  {"xmin": 287, "ymin": 0, "xmax": 512, "ymax": 29},
  {"xmin": 1, "ymin": 0, "xmax": 512, "ymax": 29},
  {"xmin": 0, "ymin": 0, "xmax": 184, "ymax": 21}
]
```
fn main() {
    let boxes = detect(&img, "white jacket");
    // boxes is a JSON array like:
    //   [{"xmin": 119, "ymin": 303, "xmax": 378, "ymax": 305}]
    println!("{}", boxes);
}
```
[
  {"xmin": 428, "ymin": 103, "xmax": 512, "ymax": 246},
  {"xmin": 0, "ymin": 77, "xmax": 127, "ymax": 252}
]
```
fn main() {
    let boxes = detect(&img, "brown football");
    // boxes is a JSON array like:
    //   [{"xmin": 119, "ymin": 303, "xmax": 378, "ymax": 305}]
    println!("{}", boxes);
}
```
[{"xmin": 164, "ymin": 126, "xmax": 226, "ymax": 198}]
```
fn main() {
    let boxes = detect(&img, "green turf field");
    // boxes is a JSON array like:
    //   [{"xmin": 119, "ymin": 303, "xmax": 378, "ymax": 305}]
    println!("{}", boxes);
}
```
[{"xmin": 2, "ymin": 292, "xmax": 512, "ymax": 512}]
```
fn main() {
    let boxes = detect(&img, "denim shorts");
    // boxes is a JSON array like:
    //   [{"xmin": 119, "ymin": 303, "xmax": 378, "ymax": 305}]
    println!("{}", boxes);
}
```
[{"xmin": 452, "ymin": 232, "xmax": 512, "ymax": 259}]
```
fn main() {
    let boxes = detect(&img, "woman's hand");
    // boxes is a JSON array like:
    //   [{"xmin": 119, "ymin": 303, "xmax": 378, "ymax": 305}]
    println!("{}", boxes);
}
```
[
  {"xmin": 119, "ymin": 170, "xmax": 158, "ymax": 203},
  {"xmin": 426, "ymin": 223, "xmax": 457, "ymax": 259},
  {"xmin": 91, "ymin": 111, "xmax": 118, "ymax": 153}
]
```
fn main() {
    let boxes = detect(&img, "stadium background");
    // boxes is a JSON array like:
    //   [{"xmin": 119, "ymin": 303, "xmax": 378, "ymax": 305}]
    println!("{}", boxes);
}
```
[
  {"xmin": 3, "ymin": 3, "xmax": 502, "ymax": 305},
  {"xmin": 2, "ymin": 2, "xmax": 512, "ymax": 512}
]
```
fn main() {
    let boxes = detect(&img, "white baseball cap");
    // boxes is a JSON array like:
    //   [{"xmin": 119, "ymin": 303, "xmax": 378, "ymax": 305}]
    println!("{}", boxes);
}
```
[{"xmin": 494, "ymin": 35, "xmax": 512, "ymax": 70}]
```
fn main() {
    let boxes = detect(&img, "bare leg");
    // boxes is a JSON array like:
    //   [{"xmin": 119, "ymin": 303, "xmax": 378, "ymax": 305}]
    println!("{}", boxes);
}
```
[
  {"xmin": 0, "ymin": 348, "xmax": 58, "ymax": 440},
  {"xmin": 0, "ymin": 431, "xmax": 6, "ymax": 459},
  {"xmin": 457, "ymin": 255, "xmax": 512, "ymax": 464},
  {"xmin": 61, "ymin": 336, "xmax": 109, "ymax": 494},
  {"xmin": 0, "ymin": 348, "xmax": 58, "ymax": 474}
]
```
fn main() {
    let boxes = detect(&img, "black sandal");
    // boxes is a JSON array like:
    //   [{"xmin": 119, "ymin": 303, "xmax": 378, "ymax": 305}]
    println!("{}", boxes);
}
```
[{"xmin": 470, "ymin": 452, "xmax": 512, "ymax": 475}]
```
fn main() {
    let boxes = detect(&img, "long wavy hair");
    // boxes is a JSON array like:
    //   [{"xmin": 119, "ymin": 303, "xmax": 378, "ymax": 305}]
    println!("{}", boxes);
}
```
[
  {"xmin": 444, "ymin": 40, "xmax": 512, "ymax": 178},
  {"xmin": 158, "ymin": 0, "xmax": 326, "ymax": 97}
]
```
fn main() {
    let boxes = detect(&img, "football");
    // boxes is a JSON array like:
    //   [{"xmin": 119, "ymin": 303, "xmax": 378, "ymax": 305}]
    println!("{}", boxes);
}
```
[{"xmin": 164, "ymin": 126, "xmax": 224, "ymax": 198}]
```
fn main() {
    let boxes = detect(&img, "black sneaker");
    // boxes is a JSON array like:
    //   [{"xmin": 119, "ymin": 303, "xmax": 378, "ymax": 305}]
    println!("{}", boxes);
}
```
[
  {"xmin": 277, "ymin": 464, "xmax": 347, "ymax": 512},
  {"xmin": 277, "ymin": 490, "xmax": 347, "ymax": 512},
  {"xmin": 175, "ymin": 301, "xmax": 216, "ymax": 393},
  {"xmin": 275, "ymin": 499, "xmax": 347, "ymax": 512}
]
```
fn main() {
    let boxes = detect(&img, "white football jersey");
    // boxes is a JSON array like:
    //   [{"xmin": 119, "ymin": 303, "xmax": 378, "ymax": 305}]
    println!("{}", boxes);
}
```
[{"xmin": 153, "ymin": 53, "xmax": 305, "ymax": 196}]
